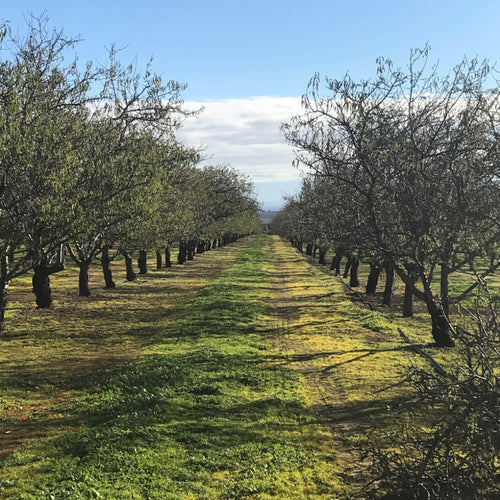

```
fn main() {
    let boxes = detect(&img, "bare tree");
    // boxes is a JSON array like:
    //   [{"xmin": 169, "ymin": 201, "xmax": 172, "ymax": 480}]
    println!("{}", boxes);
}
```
[{"xmin": 282, "ymin": 48, "xmax": 500, "ymax": 346}]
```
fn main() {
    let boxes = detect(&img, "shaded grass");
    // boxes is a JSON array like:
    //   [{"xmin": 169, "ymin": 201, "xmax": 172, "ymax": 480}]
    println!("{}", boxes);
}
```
[
  {"xmin": 305, "ymin": 249, "xmax": 499, "ymax": 351},
  {"xmin": 0, "ymin": 237, "xmax": 345, "ymax": 499}
]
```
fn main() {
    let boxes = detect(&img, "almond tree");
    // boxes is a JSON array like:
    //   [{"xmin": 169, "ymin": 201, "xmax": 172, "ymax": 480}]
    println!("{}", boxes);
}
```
[
  {"xmin": 282, "ymin": 48, "xmax": 500, "ymax": 346},
  {"xmin": 63, "ymin": 45, "xmax": 194, "ymax": 296},
  {"xmin": 0, "ymin": 17, "xmax": 93, "ymax": 326}
]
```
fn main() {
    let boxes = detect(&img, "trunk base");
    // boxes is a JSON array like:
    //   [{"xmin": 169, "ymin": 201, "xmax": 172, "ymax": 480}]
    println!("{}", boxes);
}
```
[
  {"xmin": 138, "ymin": 250, "xmax": 147, "ymax": 274},
  {"xmin": 432, "ymin": 314, "xmax": 455, "ymax": 347},
  {"xmin": 349, "ymin": 256, "xmax": 360, "ymax": 287},
  {"xmin": 32, "ymin": 266, "xmax": 53, "ymax": 309}
]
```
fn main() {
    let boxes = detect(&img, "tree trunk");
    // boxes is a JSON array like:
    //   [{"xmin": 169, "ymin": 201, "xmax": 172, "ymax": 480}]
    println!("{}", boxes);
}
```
[
  {"xmin": 402, "ymin": 263, "xmax": 419, "ymax": 318},
  {"xmin": 178, "ymin": 241, "xmax": 186, "ymax": 264},
  {"xmin": 138, "ymin": 250, "xmax": 147, "ymax": 274},
  {"xmin": 212, "ymin": 239, "xmax": 218, "ymax": 249},
  {"xmin": 101, "ymin": 245, "xmax": 115, "ymax": 289},
  {"xmin": 330, "ymin": 248, "xmax": 343, "ymax": 275},
  {"xmin": 343, "ymin": 254, "xmax": 352, "ymax": 279},
  {"xmin": 32, "ymin": 250, "xmax": 65, "ymax": 307},
  {"xmin": 165, "ymin": 246, "xmax": 172, "ymax": 268},
  {"xmin": 78, "ymin": 261, "xmax": 91, "ymax": 297},
  {"xmin": 382, "ymin": 261, "xmax": 394, "ymax": 306},
  {"xmin": 124, "ymin": 252, "xmax": 136, "ymax": 281},
  {"xmin": 395, "ymin": 264, "xmax": 454, "ymax": 347},
  {"xmin": 365, "ymin": 262, "xmax": 381, "ymax": 294},
  {"xmin": 32, "ymin": 264, "xmax": 52, "ymax": 308},
  {"xmin": 427, "ymin": 300, "xmax": 455, "ymax": 347},
  {"xmin": 156, "ymin": 250, "xmax": 162, "ymax": 270},
  {"xmin": 306, "ymin": 243, "xmax": 313, "ymax": 256},
  {"xmin": 402, "ymin": 282, "xmax": 414, "ymax": 317},
  {"xmin": 318, "ymin": 248, "xmax": 327, "ymax": 265},
  {"xmin": 349, "ymin": 255, "xmax": 360, "ymax": 287},
  {"xmin": 0, "ymin": 256, "xmax": 9, "ymax": 333},
  {"xmin": 440, "ymin": 262, "xmax": 450, "ymax": 318},
  {"xmin": 313, "ymin": 245, "xmax": 318, "ymax": 258},
  {"xmin": 187, "ymin": 242, "xmax": 195, "ymax": 261}
]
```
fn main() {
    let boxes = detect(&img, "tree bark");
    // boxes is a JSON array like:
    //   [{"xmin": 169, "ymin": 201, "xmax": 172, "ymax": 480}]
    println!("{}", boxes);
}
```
[
  {"xmin": 343, "ymin": 254, "xmax": 352, "ymax": 279},
  {"xmin": 156, "ymin": 250, "xmax": 162, "ymax": 270},
  {"xmin": 365, "ymin": 262, "xmax": 381, "ymax": 294},
  {"xmin": 32, "ymin": 264, "xmax": 52, "ymax": 308},
  {"xmin": 138, "ymin": 250, "xmax": 147, "ymax": 274},
  {"xmin": 395, "ymin": 263, "xmax": 455, "ymax": 347},
  {"xmin": 440, "ymin": 262, "xmax": 450, "ymax": 318},
  {"xmin": 349, "ymin": 255, "xmax": 360, "ymax": 287},
  {"xmin": 402, "ymin": 282, "xmax": 414, "ymax": 317},
  {"xmin": 177, "ymin": 241, "xmax": 186, "ymax": 264},
  {"xmin": 402, "ymin": 264, "xmax": 419, "ymax": 317},
  {"xmin": 306, "ymin": 243, "xmax": 313, "ymax": 256},
  {"xmin": 187, "ymin": 242, "xmax": 195, "ymax": 261},
  {"xmin": 318, "ymin": 248, "xmax": 327, "ymax": 265},
  {"xmin": 427, "ymin": 300, "xmax": 455, "ymax": 347},
  {"xmin": 123, "ymin": 252, "xmax": 136, "ymax": 281},
  {"xmin": 0, "ymin": 256, "xmax": 9, "ymax": 333},
  {"xmin": 165, "ymin": 246, "xmax": 172, "ymax": 268},
  {"xmin": 382, "ymin": 261, "xmax": 394, "ymax": 306},
  {"xmin": 101, "ymin": 245, "xmax": 115, "ymax": 289},
  {"xmin": 78, "ymin": 261, "xmax": 91, "ymax": 297},
  {"xmin": 330, "ymin": 248, "xmax": 343, "ymax": 275}
]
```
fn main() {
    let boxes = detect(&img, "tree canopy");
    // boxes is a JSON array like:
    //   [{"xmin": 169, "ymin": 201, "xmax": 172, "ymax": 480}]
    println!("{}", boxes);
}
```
[
  {"xmin": 276, "ymin": 48, "xmax": 500, "ymax": 346},
  {"xmin": 0, "ymin": 16, "xmax": 260, "ymax": 330}
]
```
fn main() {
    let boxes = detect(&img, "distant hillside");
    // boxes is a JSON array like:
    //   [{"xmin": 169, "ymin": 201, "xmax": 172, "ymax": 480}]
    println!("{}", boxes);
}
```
[{"xmin": 259, "ymin": 210, "xmax": 278, "ymax": 224}]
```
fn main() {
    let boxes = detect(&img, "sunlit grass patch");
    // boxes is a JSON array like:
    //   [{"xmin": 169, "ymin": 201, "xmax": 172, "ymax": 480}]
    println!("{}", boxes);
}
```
[
  {"xmin": 0, "ymin": 236, "xmax": 346, "ymax": 499},
  {"xmin": 264, "ymin": 237, "xmax": 471, "ymax": 495}
]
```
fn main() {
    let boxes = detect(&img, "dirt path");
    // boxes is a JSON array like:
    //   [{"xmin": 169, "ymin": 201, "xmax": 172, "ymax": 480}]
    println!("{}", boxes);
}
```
[{"xmin": 265, "ymin": 235, "xmax": 410, "ymax": 494}]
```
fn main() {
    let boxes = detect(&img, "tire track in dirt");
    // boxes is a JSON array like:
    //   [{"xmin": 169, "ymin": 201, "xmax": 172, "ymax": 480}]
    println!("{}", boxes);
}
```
[{"xmin": 265, "ymin": 235, "xmax": 377, "ymax": 495}]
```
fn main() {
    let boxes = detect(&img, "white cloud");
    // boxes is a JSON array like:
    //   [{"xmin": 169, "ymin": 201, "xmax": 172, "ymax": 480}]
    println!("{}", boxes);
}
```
[{"xmin": 176, "ymin": 96, "xmax": 304, "ymax": 182}]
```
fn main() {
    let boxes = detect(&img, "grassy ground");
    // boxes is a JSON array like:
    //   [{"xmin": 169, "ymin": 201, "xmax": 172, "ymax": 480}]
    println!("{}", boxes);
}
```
[
  {"xmin": 1, "ymin": 237, "xmax": 345, "ymax": 499},
  {"xmin": 0, "ymin": 235, "xmax": 469, "ymax": 498}
]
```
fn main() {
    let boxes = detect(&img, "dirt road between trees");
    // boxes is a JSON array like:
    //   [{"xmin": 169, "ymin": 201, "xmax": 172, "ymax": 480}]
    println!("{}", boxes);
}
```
[{"xmin": 265, "ymin": 235, "xmax": 411, "ymax": 493}]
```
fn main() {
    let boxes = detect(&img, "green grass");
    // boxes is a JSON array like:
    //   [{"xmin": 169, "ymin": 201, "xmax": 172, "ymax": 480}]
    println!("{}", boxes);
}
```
[
  {"xmin": 0, "ymin": 237, "xmax": 344, "ymax": 499},
  {"xmin": 3, "ymin": 236, "xmax": 494, "ymax": 498}
]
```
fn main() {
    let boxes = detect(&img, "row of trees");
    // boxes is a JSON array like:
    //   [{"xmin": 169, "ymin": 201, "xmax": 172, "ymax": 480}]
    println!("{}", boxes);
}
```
[
  {"xmin": 273, "ymin": 47, "xmax": 500, "ymax": 347},
  {"xmin": 0, "ymin": 17, "xmax": 260, "ymax": 332}
]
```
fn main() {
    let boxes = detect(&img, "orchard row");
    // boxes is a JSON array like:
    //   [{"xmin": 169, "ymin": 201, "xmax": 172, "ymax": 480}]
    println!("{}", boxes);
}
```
[
  {"xmin": 0, "ymin": 18, "xmax": 260, "ymax": 331},
  {"xmin": 273, "ymin": 48, "xmax": 500, "ymax": 347}
]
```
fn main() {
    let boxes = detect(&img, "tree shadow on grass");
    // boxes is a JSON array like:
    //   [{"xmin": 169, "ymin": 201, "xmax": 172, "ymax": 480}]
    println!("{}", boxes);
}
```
[{"xmin": 32, "ymin": 348, "xmax": 327, "ymax": 498}]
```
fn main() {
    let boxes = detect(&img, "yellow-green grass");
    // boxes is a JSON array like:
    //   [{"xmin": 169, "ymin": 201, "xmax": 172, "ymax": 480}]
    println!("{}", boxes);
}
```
[
  {"xmin": 303, "ymin": 250, "xmax": 499, "ymax": 370},
  {"xmin": 0, "ymin": 235, "xmax": 483, "ymax": 498},
  {"xmin": 263, "ymin": 237, "xmax": 470, "ymax": 493},
  {"xmin": 1, "ymin": 237, "xmax": 347, "ymax": 499},
  {"xmin": 0, "ymin": 240, "xmax": 253, "ymax": 494}
]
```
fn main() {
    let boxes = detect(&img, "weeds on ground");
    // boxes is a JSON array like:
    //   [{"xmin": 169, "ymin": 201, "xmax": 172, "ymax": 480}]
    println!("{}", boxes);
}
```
[{"xmin": 1, "ymin": 237, "xmax": 345, "ymax": 499}]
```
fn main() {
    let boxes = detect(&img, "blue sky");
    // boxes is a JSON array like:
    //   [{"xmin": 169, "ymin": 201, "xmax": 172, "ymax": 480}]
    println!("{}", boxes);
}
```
[{"xmin": 2, "ymin": 1, "xmax": 500, "ymax": 208}]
